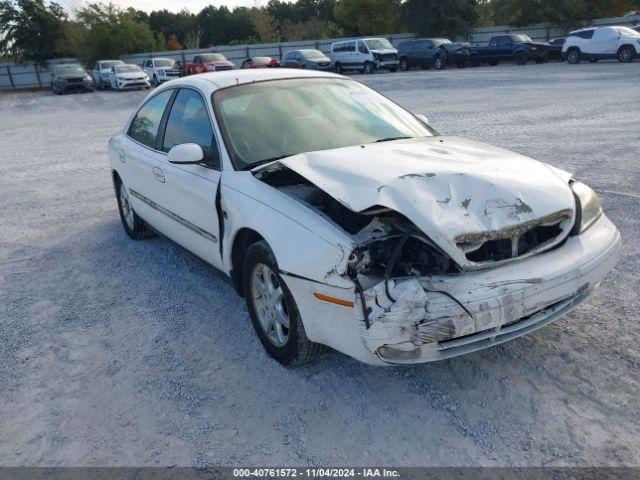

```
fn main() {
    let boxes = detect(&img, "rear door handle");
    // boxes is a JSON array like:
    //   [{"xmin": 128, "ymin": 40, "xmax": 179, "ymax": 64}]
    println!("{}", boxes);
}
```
[{"xmin": 153, "ymin": 166, "xmax": 165, "ymax": 183}]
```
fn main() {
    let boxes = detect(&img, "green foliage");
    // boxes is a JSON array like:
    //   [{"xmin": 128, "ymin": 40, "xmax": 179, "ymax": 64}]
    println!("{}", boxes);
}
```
[
  {"xmin": 72, "ymin": 2, "xmax": 162, "ymax": 65},
  {"xmin": 334, "ymin": 0, "xmax": 401, "ymax": 35},
  {"xmin": 400, "ymin": 0, "xmax": 478, "ymax": 39},
  {"xmin": 0, "ymin": 0, "xmax": 70, "ymax": 65}
]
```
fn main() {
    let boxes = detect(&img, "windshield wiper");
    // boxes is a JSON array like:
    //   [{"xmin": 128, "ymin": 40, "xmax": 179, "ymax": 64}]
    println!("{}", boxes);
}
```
[
  {"xmin": 242, "ymin": 153, "xmax": 297, "ymax": 171},
  {"xmin": 374, "ymin": 136, "xmax": 412, "ymax": 143}
]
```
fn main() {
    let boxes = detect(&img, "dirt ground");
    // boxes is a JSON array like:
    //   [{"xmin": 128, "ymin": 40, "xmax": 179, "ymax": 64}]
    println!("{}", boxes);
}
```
[{"xmin": 1, "ymin": 61, "xmax": 639, "ymax": 467}]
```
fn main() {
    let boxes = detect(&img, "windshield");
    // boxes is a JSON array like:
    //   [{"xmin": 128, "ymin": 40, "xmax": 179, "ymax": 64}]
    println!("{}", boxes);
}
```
[
  {"xmin": 301, "ymin": 50, "xmax": 327, "ymax": 59},
  {"xmin": 513, "ymin": 34, "xmax": 532, "ymax": 43},
  {"xmin": 56, "ymin": 65, "xmax": 86, "ymax": 76},
  {"xmin": 202, "ymin": 53, "xmax": 226, "ymax": 62},
  {"xmin": 615, "ymin": 27, "xmax": 640, "ymax": 37},
  {"xmin": 116, "ymin": 65, "xmax": 141, "ymax": 73},
  {"xmin": 154, "ymin": 59, "xmax": 175, "ymax": 67},
  {"xmin": 364, "ymin": 38, "xmax": 394, "ymax": 50},
  {"xmin": 102, "ymin": 61, "xmax": 123, "ymax": 69},
  {"xmin": 213, "ymin": 78, "xmax": 435, "ymax": 170}
]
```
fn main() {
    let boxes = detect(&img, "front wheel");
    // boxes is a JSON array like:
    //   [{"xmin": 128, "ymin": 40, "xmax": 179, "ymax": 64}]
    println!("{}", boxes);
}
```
[
  {"xmin": 567, "ymin": 49, "xmax": 580, "ymax": 64},
  {"xmin": 152, "ymin": 75, "xmax": 159, "ymax": 87},
  {"xmin": 364, "ymin": 62, "xmax": 375, "ymax": 74},
  {"xmin": 516, "ymin": 52, "xmax": 528, "ymax": 65},
  {"xmin": 243, "ymin": 241, "xmax": 326, "ymax": 366},
  {"xmin": 399, "ymin": 58, "xmax": 409, "ymax": 71},
  {"xmin": 618, "ymin": 46, "xmax": 635, "ymax": 63},
  {"xmin": 334, "ymin": 62, "xmax": 343, "ymax": 74},
  {"xmin": 434, "ymin": 56, "xmax": 445, "ymax": 70}
]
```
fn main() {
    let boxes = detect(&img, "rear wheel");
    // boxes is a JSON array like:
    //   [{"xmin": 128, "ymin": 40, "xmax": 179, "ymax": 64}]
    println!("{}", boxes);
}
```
[
  {"xmin": 567, "ymin": 48, "xmax": 580, "ymax": 64},
  {"xmin": 243, "ymin": 241, "xmax": 326, "ymax": 365},
  {"xmin": 618, "ymin": 46, "xmax": 635, "ymax": 63},
  {"xmin": 115, "ymin": 178, "xmax": 155, "ymax": 240},
  {"xmin": 488, "ymin": 59, "xmax": 498, "ymax": 66}
]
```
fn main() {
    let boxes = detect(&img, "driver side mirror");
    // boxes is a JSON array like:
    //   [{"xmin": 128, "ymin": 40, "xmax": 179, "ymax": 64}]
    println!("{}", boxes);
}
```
[
  {"xmin": 168, "ymin": 143, "xmax": 204, "ymax": 165},
  {"xmin": 415, "ymin": 113, "xmax": 429, "ymax": 125}
]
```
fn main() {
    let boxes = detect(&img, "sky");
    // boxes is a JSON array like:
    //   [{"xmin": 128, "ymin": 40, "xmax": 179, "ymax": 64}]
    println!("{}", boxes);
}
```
[{"xmin": 56, "ymin": 0, "xmax": 271, "ymax": 14}]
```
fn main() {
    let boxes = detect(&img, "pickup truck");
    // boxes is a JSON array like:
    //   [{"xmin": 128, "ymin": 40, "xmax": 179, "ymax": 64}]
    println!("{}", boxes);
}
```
[
  {"xmin": 470, "ymin": 34, "xmax": 549, "ymax": 66},
  {"xmin": 185, "ymin": 53, "xmax": 235, "ymax": 75}
]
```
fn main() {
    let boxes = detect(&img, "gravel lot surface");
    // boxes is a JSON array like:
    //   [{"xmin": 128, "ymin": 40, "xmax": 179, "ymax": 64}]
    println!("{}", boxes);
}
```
[{"xmin": 1, "ymin": 61, "xmax": 639, "ymax": 467}]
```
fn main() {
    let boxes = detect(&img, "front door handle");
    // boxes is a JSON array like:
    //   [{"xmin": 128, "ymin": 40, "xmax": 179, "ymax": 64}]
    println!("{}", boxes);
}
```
[{"xmin": 153, "ymin": 166, "xmax": 165, "ymax": 183}]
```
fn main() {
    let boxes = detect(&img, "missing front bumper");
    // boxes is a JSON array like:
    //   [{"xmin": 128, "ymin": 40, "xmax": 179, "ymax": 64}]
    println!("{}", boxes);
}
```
[{"xmin": 359, "ymin": 214, "xmax": 621, "ymax": 365}]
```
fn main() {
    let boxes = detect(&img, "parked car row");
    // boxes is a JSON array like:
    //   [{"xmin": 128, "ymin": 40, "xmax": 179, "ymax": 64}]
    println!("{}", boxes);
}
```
[{"xmin": 50, "ymin": 26, "xmax": 640, "ymax": 95}]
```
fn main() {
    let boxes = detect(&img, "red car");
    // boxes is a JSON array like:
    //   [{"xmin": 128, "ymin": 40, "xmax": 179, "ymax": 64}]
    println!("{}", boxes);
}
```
[
  {"xmin": 185, "ymin": 53, "xmax": 234, "ymax": 75},
  {"xmin": 241, "ymin": 56, "xmax": 280, "ymax": 69}
]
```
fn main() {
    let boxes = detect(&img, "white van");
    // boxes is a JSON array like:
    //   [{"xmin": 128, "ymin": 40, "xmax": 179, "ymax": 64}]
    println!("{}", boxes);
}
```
[{"xmin": 330, "ymin": 38, "xmax": 399, "ymax": 74}]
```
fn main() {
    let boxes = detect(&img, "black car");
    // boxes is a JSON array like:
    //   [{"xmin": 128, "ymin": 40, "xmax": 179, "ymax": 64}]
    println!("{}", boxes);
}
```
[
  {"xmin": 470, "ymin": 34, "xmax": 550, "ymax": 66},
  {"xmin": 281, "ymin": 49, "xmax": 333, "ymax": 71},
  {"xmin": 548, "ymin": 38, "xmax": 566, "ymax": 61},
  {"xmin": 50, "ymin": 64, "xmax": 95, "ymax": 94},
  {"xmin": 397, "ymin": 38, "xmax": 470, "ymax": 71}
]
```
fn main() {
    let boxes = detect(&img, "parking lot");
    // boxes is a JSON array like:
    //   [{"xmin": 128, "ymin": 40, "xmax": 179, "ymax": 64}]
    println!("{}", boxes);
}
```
[{"xmin": 1, "ymin": 61, "xmax": 639, "ymax": 467}]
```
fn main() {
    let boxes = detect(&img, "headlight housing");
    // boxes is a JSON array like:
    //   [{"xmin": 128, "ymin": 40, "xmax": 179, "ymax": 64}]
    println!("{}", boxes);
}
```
[{"xmin": 571, "ymin": 181, "xmax": 602, "ymax": 234}]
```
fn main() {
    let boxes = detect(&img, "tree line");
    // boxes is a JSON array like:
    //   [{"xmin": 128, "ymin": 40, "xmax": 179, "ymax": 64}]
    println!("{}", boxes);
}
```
[{"xmin": 1, "ymin": 0, "xmax": 638, "ymax": 66}]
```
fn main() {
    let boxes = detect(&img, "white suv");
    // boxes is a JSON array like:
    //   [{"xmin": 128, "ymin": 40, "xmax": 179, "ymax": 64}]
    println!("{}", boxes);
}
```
[
  {"xmin": 142, "ymin": 57, "xmax": 182, "ymax": 86},
  {"xmin": 330, "ymin": 38, "xmax": 398, "ymax": 74},
  {"xmin": 563, "ymin": 26, "xmax": 640, "ymax": 63}
]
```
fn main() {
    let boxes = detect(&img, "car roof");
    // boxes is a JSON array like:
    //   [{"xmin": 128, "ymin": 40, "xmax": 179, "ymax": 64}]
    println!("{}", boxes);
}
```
[{"xmin": 155, "ymin": 69, "xmax": 344, "ymax": 93}]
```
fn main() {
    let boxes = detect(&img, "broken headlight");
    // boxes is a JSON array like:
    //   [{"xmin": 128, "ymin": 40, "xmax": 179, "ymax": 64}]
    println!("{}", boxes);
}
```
[{"xmin": 571, "ymin": 181, "xmax": 602, "ymax": 234}]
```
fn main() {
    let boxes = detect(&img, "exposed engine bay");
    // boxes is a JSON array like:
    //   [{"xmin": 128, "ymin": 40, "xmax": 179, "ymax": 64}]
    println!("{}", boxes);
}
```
[{"xmin": 255, "ymin": 165, "xmax": 461, "ymax": 287}]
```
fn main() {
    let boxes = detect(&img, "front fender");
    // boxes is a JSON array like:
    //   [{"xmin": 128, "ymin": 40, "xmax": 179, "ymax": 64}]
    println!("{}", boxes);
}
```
[{"xmin": 221, "ymin": 171, "xmax": 354, "ymax": 289}]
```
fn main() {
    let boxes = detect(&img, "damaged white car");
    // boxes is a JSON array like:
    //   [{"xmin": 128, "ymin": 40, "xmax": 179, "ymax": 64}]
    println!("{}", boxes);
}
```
[{"xmin": 108, "ymin": 70, "xmax": 620, "ymax": 366}]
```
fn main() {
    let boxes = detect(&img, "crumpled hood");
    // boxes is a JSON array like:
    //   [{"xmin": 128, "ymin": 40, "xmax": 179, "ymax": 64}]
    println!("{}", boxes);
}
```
[{"xmin": 266, "ymin": 136, "xmax": 575, "ymax": 265}]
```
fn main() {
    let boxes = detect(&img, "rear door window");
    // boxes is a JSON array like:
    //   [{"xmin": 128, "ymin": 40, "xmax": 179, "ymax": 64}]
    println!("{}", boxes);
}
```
[{"xmin": 128, "ymin": 90, "xmax": 174, "ymax": 149}]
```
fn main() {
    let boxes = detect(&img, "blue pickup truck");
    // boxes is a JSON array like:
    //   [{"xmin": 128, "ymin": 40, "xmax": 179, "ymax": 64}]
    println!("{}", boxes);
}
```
[{"xmin": 470, "ymin": 34, "xmax": 550, "ymax": 66}]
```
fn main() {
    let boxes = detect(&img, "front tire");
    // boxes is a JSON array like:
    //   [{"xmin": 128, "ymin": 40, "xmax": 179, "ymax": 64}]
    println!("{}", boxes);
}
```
[
  {"xmin": 516, "ymin": 52, "xmax": 528, "ymax": 65},
  {"xmin": 399, "ymin": 57, "xmax": 409, "ymax": 71},
  {"xmin": 618, "ymin": 46, "xmax": 635, "ymax": 63},
  {"xmin": 434, "ymin": 55, "xmax": 445, "ymax": 70},
  {"xmin": 243, "ymin": 241, "xmax": 326, "ymax": 366},
  {"xmin": 334, "ymin": 62, "xmax": 343, "ymax": 74},
  {"xmin": 152, "ymin": 74, "xmax": 159, "ymax": 87},
  {"xmin": 115, "ymin": 179, "xmax": 155, "ymax": 240},
  {"xmin": 364, "ymin": 62, "xmax": 375, "ymax": 74},
  {"xmin": 567, "ymin": 48, "xmax": 580, "ymax": 64}
]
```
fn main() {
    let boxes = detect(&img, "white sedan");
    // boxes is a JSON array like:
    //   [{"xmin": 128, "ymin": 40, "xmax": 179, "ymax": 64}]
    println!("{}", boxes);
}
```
[
  {"xmin": 108, "ymin": 70, "xmax": 620, "ymax": 366},
  {"xmin": 108, "ymin": 64, "xmax": 151, "ymax": 91}
]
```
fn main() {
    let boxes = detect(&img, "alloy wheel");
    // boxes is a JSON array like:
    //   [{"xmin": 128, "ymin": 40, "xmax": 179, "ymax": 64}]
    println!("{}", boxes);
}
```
[
  {"xmin": 250, "ymin": 263, "xmax": 290, "ymax": 348},
  {"xmin": 119, "ymin": 184, "xmax": 134, "ymax": 230}
]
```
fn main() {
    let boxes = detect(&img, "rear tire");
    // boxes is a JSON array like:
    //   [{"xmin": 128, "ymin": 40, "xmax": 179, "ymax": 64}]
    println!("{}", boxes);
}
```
[
  {"xmin": 115, "ymin": 178, "xmax": 155, "ymax": 240},
  {"xmin": 489, "ymin": 59, "xmax": 498, "ymax": 66},
  {"xmin": 243, "ymin": 241, "xmax": 326, "ymax": 366}
]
